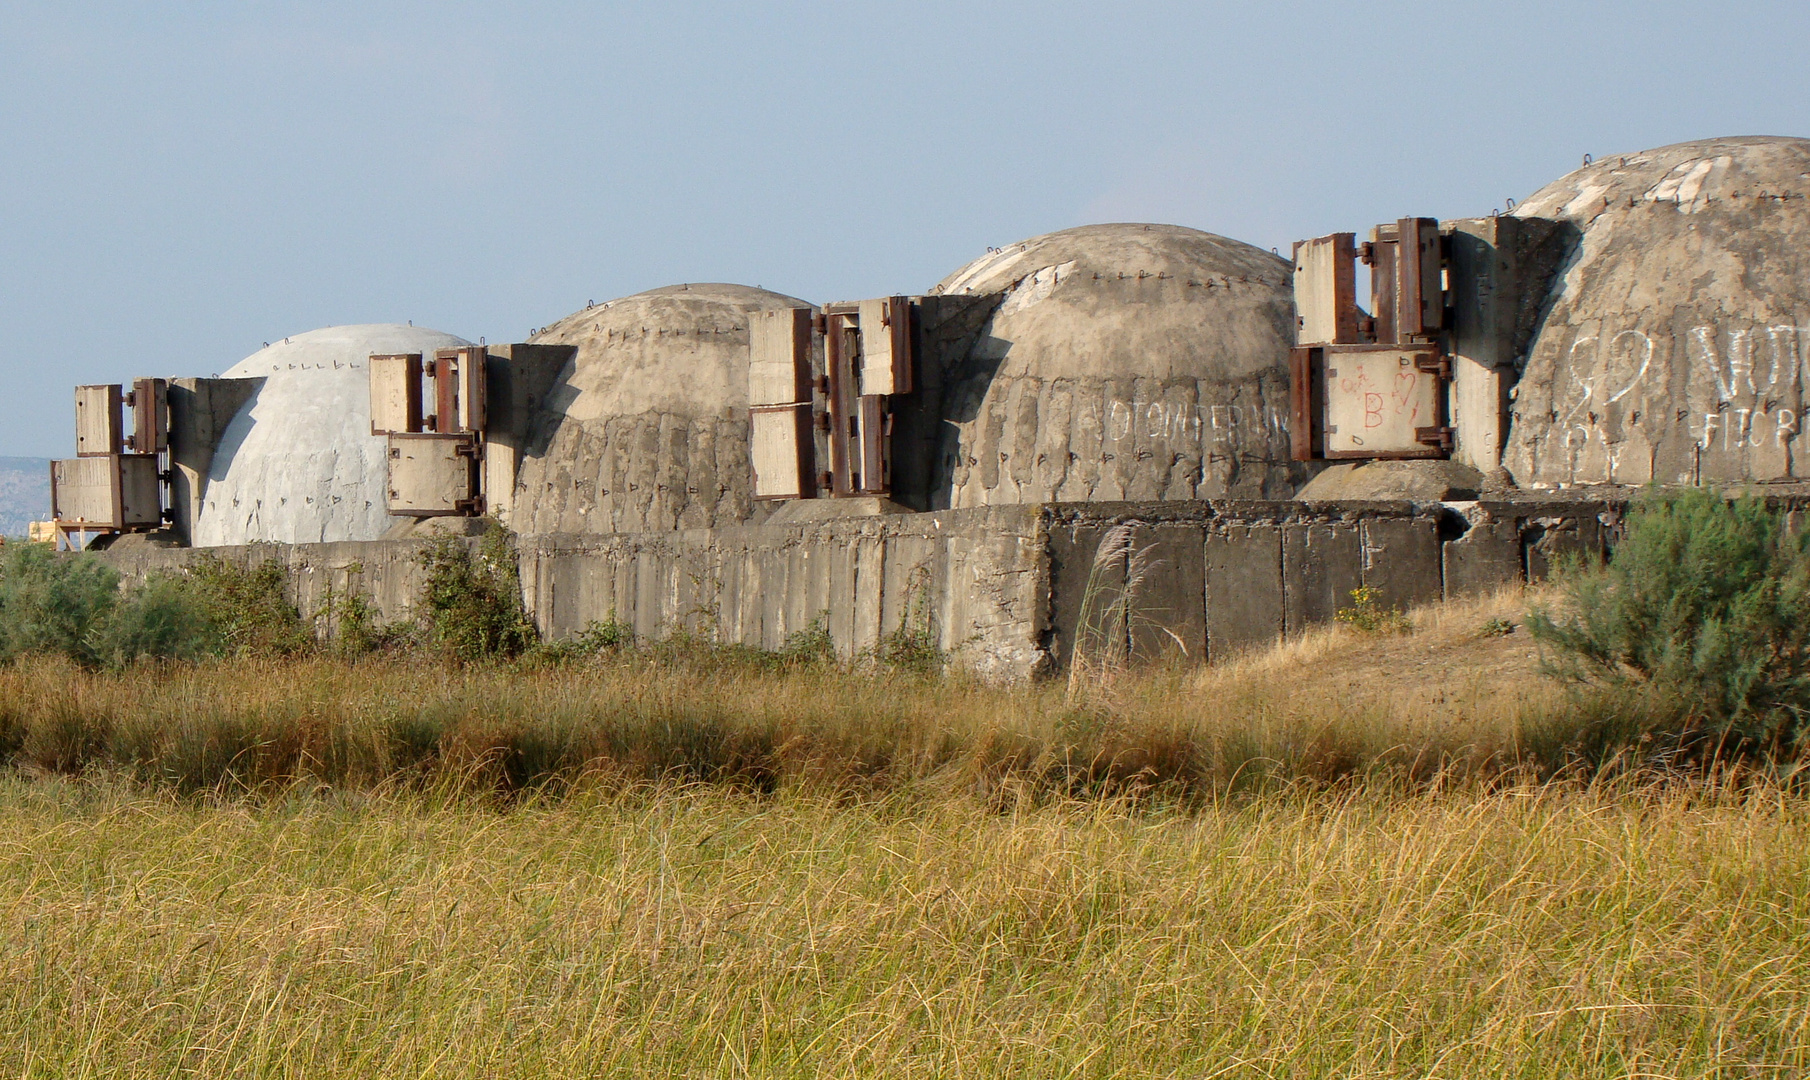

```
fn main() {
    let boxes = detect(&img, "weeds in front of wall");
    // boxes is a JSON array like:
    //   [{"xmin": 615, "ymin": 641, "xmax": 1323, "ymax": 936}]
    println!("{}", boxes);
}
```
[
  {"xmin": 1335, "ymin": 585, "xmax": 1411, "ymax": 635},
  {"xmin": 872, "ymin": 565, "xmax": 945, "ymax": 676},
  {"xmin": 527, "ymin": 613, "xmax": 634, "ymax": 666},
  {"xmin": 314, "ymin": 560, "xmax": 417, "ymax": 657},
  {"xmin": 182, "ymin": 550, "xmax": 314, "ymax": 656},
  {"xmin": 648, "ymin": 612, "xmax": 841, "ymax": 674},
  {"xmin": 416, "ymin": 520, "xmax": 537, "ymax": 661},
  {"xmin": 778, "ymin": 612, "xmax": 836, "ymax": 667},
  {"xmin": 1066, "ymin": 525, "xmax": 1162, "ymax": 702}
]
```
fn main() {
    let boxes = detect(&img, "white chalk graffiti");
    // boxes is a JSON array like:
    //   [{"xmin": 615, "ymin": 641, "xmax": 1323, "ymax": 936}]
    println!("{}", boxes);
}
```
[
  {"xmin": 1688, "ymin": 324, "xmax": 1805, "ymax": 402},
  {"xmin": 1697, "ymin": 408, "xmax": 1797, "ymax": 451},
  {"xmin": 1101, "ymin": 398, "xmax": 1289, "ymax": 446},
  {"xmin": 1687, "ymin": 324, "xmax": 1807, "ymax": 451},
  {"xmin": 1561, "ymin": 329, "xmax": 1654, "ymax": 420},
  {"xmin": 1548, "ymin": 320, "xmax": 1810, "ymax": 473}
]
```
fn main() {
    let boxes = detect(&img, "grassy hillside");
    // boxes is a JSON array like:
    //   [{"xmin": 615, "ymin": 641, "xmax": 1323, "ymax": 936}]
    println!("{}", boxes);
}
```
[
  {"xmin": 0, "ymin": 589, "xmax": 1588, "ymax": 796},
  {"xmin": 0, "ymin": 456, "xmax": 50, "ymax": 537}
]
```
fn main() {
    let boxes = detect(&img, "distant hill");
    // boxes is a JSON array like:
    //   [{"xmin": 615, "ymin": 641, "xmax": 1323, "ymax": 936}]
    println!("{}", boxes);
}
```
[{"xmin": 0, "ymin": 457, "xmax": 51, "ymax": 537}]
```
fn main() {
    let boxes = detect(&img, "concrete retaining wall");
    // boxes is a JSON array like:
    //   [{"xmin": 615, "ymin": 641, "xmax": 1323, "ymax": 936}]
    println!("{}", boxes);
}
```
[
  {"xmin": 98, "ymin": 499, "xmax": 1629, "ymax": 681},
  {"xmin": 517, "ymin": 506, "xmax": 1047, "ymax": 683}
]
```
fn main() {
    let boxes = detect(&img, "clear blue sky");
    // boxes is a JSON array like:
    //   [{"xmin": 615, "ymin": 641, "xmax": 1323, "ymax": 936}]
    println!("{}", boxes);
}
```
[{"xmin": 4, "ymin": 0, "xmax": 1806, "ymax": 456}]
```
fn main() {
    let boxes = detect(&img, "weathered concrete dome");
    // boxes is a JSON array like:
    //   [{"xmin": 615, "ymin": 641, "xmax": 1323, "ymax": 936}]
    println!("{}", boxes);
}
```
[
  {"xmin": 513, "ymin": 283, "xmax": 814, "ymax": 535},
  {"xmin": 925, "ymin": 223, "xmax": 1298, "ymax": 506},
  {"xmin": 1505, "ymin": 136, "xmax": 1810, "ymax": 487},
  {"xmin": 192, "ymin": 323, "xmax": 471, "ymax": 546}
]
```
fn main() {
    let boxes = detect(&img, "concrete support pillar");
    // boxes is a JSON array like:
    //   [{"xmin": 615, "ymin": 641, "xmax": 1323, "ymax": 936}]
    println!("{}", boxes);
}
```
[
  {"xmin": 481, "ymin": 344, "xmax": 574, "ymax": 530},
  {"xmin": 166, "ymin": 377, "xmax": 260, "ymax": 546},
  {"xmin": 1444, "ymin": 217, "xmax": 1524, "ymax": 474}
]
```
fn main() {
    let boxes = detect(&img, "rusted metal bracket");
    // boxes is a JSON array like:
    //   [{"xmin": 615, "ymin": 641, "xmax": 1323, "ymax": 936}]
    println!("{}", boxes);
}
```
[
  {"xmin": 1415, "ymin": 426, "xmax": 1455, "ymax": 450},
  {"xmin": 1414, "ymin": 353, "xmax": 1452, "ymax": 379},
  {"xmin": 1292, "ymin": 215, "xmax": 1456, "ymax": 462}
]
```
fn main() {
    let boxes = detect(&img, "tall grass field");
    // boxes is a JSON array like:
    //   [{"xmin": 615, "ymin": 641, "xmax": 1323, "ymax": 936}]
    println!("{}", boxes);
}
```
[{"xmin": 3, "ymin": 772, "xmax": 1806, "ymax": 1077}]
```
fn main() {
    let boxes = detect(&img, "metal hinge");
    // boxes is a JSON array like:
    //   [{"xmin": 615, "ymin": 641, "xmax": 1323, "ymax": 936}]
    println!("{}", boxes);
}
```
[
  {"xmin": 1415, "ymin": 354, "xmax": 1452, "ymax": 379},
  {"xmin": 1415, "ymin": 425, "xmax": 1454, "ymax": 450}
]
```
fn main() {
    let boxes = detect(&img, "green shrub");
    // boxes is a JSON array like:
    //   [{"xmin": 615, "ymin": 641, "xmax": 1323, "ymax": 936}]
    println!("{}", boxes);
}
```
[
  {"xmin": 97, "ymin": 571, "xmax": 223, "ymax": 664},
  {"xmin": 417, "ymin": 521, "xmax": 537, "ymax": 661},
  {"xmin": 0, "ymin": 543, "xmax": 122, "ymax": 666},
  {"xmin": 1335, "ymin": 586, "xmax": 1410, "ymax": 634},
  {"xmin": 525, "ymin": 614, "xmax": 633, "ymax": 666},
  {"xmin": 0, "ymin": 545, "xmax": 235, "ymax": 667},
  {"xmin": 777, "ymin": 612, "xmax": 835, "ymax": 667},
  {"xmin": 1528, "ymin": 487, "xmax": 1810, "ymax": 758},
  {"xmin": 182, "ymin": 553, "xmax": 312, "ymax": 656}
]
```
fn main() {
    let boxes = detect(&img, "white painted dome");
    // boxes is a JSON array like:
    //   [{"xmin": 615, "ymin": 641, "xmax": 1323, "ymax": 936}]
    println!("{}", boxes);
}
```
[{"xmin": 192, "ymin": 324, "xmax": 471, "ymax": 546}]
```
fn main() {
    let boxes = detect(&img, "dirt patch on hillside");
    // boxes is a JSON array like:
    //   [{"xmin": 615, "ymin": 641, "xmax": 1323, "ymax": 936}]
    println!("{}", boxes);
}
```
[{"xmin": 1187, "ymin": 586, "xmax": 1565, "ymax": 735}]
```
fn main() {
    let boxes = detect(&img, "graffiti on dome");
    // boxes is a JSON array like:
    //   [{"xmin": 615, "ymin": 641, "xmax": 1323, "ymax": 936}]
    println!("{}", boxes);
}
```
[{"xmin": 1518, "ymin": 318, "xmax": 1810, "ymax": 483}]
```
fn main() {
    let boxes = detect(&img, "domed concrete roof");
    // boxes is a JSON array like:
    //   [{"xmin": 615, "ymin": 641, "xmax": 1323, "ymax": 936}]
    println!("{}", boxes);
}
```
[
  {"xmin": 924, "ymin": 223, "xmax": 1299, "ymax": 506},
  {"xmin": 513, "ymin": 283, "xmax": 814, "ymax": 535},
  {"xmin": 1504, "ymin": 136, "xmax": 1810, "ymax": 487},
  {"xmin": 192, "ymin": 324, "xmax": 471, "ymax": 546}
]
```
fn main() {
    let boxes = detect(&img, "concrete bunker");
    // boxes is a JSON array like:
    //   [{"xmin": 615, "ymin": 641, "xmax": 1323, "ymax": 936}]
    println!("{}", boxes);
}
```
[
  {"xmin": 922, "ymin": 223, "xmax": 1304, "ymax": 507},
  {"xmin": 1502, "ymin": 136, "xmax": 1810, "ymax": 488},
  {"xmin": 54, "ymin": 136, "xmax": 1810, "ymax": 677},
  {"xmin": 511, "ymin": 283, "xmax": 816, "ymax": 536},
  {"xmin": 190, "ymin": 325, "xmax": 474, "ymax": 546}
]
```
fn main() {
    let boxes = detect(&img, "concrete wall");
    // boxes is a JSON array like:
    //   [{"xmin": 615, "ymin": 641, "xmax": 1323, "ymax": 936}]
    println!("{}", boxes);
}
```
[
  {"xmin": 1036, "ymin": 498, "xmax": 1619, "ymax": 666},
  {"xmin": 518, "ymin": 506, "xmax": 1047, "ymax": 683},
  {"xmin": 98, "ymin": 536, "xmax": 437, "ymax": 640},
  {"xmin": 98, "ymin": 498, "xmax": 1638, "ymax": 682}
]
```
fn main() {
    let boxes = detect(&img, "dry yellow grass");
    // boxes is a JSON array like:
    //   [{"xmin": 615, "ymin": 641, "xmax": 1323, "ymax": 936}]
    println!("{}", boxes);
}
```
[
  {"xmin": 1163, "ymin": 586, "xmax": 1565, "ymax": 775},
  {"xmin": 3, "ymin": 586, "xmax": 1803, "ymax": 1076},
  {"xmin": 1, "ymin": 775, "xmax": 1804, "ymax": 1078},
  {"xmin": 0, "ymin": 585, "xmax": 1586, "ymax": 798}
]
